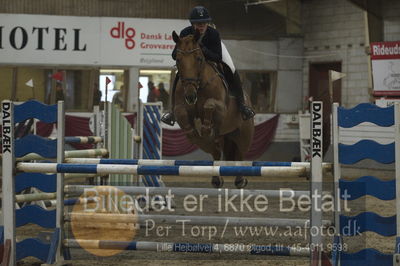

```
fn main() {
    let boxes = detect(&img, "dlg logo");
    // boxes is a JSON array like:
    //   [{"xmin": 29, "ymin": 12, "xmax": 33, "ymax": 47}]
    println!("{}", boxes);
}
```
[{"xmin": 110, "ymin": 22, "xmax": 135, "ymax": 49}]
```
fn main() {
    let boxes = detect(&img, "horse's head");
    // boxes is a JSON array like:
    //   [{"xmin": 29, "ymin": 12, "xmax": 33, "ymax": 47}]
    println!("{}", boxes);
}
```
[{"xmin": 173, "ymin": 30, "xmax": 205, "ymax": 105}]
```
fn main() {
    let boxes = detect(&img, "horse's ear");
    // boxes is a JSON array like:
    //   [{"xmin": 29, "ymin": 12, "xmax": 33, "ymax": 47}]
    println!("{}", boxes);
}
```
[
  {"xmin": 172, "ymin": 31, "xmax": 180, "ymax": 43},
  {"xmin": 193, "ymin": 29, "xmax": 201, "ymax": 42}
]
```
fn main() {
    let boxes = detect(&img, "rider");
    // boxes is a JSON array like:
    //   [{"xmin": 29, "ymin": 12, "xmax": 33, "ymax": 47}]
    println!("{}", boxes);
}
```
[{"xmin": 161, "ymin": 6, "xmax": 255, "ymax": 126}]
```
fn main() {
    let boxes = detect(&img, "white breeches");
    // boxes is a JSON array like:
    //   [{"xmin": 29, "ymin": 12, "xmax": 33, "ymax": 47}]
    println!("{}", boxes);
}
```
[{"xmin": 221, "ymin": 41, "xmax": 236, "ymax": 73}]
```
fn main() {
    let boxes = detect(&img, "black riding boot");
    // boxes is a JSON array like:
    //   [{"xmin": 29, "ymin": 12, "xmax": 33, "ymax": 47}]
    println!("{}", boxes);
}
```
[
  {"xmin": 232, "ymin": 72, "xmax": 255, "ymax": 120},
  {"xmin": 161, "ymin": 74, "xmax": 179, "ymax": 126}
]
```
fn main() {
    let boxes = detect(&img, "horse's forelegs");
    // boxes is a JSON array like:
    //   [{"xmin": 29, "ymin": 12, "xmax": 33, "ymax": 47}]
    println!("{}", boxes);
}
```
[
  {"xmin": 211, "ymin": 138, "xmax": 224, "ymax": 188},
  {"xmin": 211, "ymin": 161, "xmax": 224, "ymax": 189},
  {"xmin": 202, "ymin": 99, "xmax": 217, "ymax": 137},
  {"xmin": 175, "ymin": 106, "xmax": 198, "ymax": 141},
  {"xmin": 223, "ymin": 137, "xmax": 248, "ymax": 189}
]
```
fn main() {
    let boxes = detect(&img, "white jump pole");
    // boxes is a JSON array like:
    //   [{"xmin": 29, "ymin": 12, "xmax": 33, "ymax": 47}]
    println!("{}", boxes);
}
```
[
  {"xmin": 64, "ymin": 185, "xmax": 330, "ymax": 199},
  {"xmin": 64, "ymin": 239, "xmax": 310, "ymax": 256},
  {"xmin": 65, "ymin": 213, "xmax": 332, "ymax": 228}
]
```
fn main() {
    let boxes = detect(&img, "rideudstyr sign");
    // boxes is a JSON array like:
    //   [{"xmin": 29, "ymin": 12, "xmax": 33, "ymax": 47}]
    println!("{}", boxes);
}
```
[
  {"xmin": 371, "ymin": 41, "xmax": 400, "ymax": 96},
  {"xmin": 0, "ymin": 14, "xmax": 188, "ymax": 67}
]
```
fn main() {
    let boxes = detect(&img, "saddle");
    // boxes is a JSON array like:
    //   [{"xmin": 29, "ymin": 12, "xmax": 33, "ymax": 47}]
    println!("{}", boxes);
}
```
[{"xmin": 207, "ymin": 62, "xmax": 234, "ymax": 96}]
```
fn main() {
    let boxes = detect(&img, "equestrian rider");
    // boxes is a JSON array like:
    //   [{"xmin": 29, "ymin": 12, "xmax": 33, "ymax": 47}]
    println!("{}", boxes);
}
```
[{"xmin": 161, "ymin": 6, "xmax": 255, "ymax": 126}]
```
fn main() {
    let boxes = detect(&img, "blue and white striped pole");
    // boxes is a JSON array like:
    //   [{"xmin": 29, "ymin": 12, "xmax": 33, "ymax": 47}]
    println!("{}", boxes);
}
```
[
  {"xmin": 65, "ymin": 158, "xmax": 332, "ymax": 171},
  {"xmin": 17, "ymin": 163, "xmax": 307, "ymax": 177}
]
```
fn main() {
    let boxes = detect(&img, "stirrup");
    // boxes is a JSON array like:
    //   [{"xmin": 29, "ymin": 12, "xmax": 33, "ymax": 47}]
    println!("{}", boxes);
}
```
[
  {"xmin": 240, "ymin": 106, "xmax": 255, "ymax": 120},
  {"xmin": 161, "ymin": 112, "xmax": 175, "ymax": 126}
]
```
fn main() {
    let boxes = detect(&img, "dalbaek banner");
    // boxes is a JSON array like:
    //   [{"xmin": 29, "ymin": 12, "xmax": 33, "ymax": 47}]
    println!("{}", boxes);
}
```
[
  {"xmin": 0, "ymin": 14, "xmax": 188, "ymax": 67},
  {"xmin": 371, "ymin": 41, "xmax": 400, "ymax": 96}
]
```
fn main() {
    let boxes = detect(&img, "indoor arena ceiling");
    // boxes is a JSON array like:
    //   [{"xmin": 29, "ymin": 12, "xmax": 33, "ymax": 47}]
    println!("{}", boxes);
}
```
[
  {"xmin": 199, "ymin": 0, "xmax": 301, "ymax": 39},
  {"xmin": 205, "ymin": 0, "xmax": 384, "ymax": 39},
  {"xmin": 346, "ymin": 0, "xmax": 382, "ymax": 18}
]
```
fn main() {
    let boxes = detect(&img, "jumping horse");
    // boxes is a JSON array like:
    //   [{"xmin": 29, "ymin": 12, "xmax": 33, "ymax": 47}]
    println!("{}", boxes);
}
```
[{"xmin": 172, "ymin": 30, "xmax": 255, "ymax": 188}]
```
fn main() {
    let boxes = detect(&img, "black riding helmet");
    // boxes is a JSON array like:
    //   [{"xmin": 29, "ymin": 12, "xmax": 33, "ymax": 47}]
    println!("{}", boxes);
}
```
[{"xmin": 189, "ymin": 6, "xmax": 212, "ymax": 24}]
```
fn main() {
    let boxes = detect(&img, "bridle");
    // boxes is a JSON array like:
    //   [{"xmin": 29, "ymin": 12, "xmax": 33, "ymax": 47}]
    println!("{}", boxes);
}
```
[{"xmin": 176, "ymin": 46, "xmax": 205, "ymax": 104}]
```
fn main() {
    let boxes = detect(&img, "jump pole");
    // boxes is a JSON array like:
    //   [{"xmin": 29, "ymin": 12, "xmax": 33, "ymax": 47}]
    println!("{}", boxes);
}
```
[
  {"xmin": 16, "ymin": 163, "xmax": 308, "ymax": 178},
  {"xmin": 65, "ymin": 158, "xmax": 332, "ymax": 171},
  {"xmin": 65, "ymin": 213, "xmax": 332, "ymax": 228},
  {"xmin": 64, "ymin": 239, "xmax": 310, "ymax": 256},
  {"xmin": 16, "ymin": 149, "xmax": 109, "ymax": 161},
  {"xmin": 64, "ymin": 185, "xmax": 330, "ymax": 199},
  {"xmin": 15, "ymin": 192, "xmax": 56, "ymax": 203},
  {"xmin": 15, "ymin": 192, "xmax": 99, "ymax": 205},
  {"xmin": 64, "ymin": 136, "xmax": 103, "ymax": 144}
]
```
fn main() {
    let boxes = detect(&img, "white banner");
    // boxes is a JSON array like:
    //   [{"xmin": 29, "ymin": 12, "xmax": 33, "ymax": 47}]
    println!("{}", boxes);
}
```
[
  {"xmin": 371, "ymin": 41, "xmax": 400, "ymax": 94},
  {"xmin": 372, "ymin": 60, "xmax": 400, "ymax": 91},
  {"xmin": 0, "ymin": 14, "xmax": 188, "ymax": 67},
  {"xmin": 375, "ymin": 98, "xmax": 400, "ymax": 107},
  {"xmin": 100, "ymin": 18, "xmax": 187, "ymax": 66},
  {"xmin": 0, "ymin": 14, "xmax": 99, "ymax": 65}
]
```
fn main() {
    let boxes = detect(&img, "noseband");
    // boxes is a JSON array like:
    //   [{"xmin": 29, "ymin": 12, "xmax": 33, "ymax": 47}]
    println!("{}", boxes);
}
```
[{"xmin": 176, "ymin": 47, "xmax": 201, "ymax": 55}]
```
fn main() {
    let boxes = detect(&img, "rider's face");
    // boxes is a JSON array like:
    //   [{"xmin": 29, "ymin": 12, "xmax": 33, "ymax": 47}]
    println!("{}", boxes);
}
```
[{"xmin": 193, "ymin": 22, "xmax": 208, "ymax": 34}]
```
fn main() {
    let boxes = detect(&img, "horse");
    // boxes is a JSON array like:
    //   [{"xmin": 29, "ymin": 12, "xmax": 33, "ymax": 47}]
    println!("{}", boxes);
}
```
[{"xmin": 171, "ymin": 30, "xmax": 255, "ymax": 189}]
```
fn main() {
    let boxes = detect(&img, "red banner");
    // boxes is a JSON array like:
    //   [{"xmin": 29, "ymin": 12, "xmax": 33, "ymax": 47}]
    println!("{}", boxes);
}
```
[
  {"xmin": 35, "ymin": 113, "xmax": 280, "ymax": 160},
  {"xmin": 162, "ymin": 115, "xmax": 280, "ymax": 159},
  {"xmin": 371, "ymin": 41, "xmax": 400, "ymax": 60}
]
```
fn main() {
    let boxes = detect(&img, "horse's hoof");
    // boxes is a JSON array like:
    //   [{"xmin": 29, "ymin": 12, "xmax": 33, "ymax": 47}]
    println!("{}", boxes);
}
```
[
  {"xmin": 201, "ymin": 126, "xmax": 212, "ymax": 137},
  {"xmin": 211, "ymin": 176, "xmax": 224, "ymax": 188},
  {"xmin": 234, "ymin": 176, "xmax": 248, "ymax": 189},
  {"xmin": 184, "ymin": 128, "xmax": 198, "ymax": 141}
]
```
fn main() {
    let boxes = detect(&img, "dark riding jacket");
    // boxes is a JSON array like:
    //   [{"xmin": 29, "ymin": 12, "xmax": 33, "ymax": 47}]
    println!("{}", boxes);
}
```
[{"xmin": 172, "ymin": 26, "xmax": 222, "ymax": 63}]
